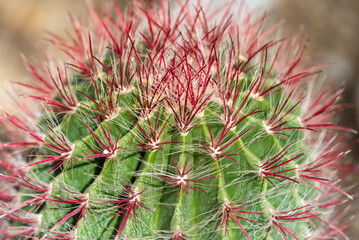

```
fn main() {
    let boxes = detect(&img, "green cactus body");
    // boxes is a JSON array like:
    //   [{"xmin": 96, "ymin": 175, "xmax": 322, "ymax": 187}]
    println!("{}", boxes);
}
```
[{"xmin": 0, "ymin": 1, "xmax": 356, "ymax": 240}]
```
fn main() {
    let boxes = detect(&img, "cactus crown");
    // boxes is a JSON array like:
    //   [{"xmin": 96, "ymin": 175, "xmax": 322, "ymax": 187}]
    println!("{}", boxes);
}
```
[{"xmin": 0, "ymin": 1, "xmax": 356, "ymax": 240}]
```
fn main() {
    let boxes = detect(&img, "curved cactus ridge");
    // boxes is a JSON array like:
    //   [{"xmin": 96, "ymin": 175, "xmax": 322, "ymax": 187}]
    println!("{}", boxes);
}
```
[{"xmin": 0, "ymin": 1, "xmax": 356, "ymax": 240}]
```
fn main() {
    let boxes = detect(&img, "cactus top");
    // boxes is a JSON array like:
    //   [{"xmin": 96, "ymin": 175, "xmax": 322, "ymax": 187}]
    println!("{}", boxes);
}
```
[{"xmin": 0, "ymin": 1, "xmax": 356, "ymax": 240}]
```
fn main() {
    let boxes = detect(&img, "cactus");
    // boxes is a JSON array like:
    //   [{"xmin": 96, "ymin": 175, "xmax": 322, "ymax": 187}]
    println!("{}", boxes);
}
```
[{"xmin": 0, "ymin": 1, "xmax": 357, "ymax": 239}]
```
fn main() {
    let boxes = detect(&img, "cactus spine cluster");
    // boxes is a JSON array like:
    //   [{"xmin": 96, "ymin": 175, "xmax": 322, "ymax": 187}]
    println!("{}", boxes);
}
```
[{"xmin": 0, "ymin": 1, "xmax": 356, "ymax": 239}]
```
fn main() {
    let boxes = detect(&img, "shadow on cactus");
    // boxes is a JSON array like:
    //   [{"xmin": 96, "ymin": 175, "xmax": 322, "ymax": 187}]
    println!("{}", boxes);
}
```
[{"xmin": 0, "ymin": 1, "xmax": 357, "ymax": 239}]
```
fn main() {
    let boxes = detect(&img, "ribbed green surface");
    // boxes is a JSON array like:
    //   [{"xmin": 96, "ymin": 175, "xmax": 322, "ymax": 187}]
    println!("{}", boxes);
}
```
[{"xmin": 32, "ymin": 72, "xmax": 312, "ymax": 239}]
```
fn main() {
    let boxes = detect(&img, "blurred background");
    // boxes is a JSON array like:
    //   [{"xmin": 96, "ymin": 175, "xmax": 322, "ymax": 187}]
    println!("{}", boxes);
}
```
[{"xmin": 0, "ymin": 0, "xmax": 358, "ymax": 237}]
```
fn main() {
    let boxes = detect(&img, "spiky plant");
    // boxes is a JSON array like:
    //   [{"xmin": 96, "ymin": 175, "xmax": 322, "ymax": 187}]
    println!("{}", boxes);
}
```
[{"xmin": 0, "ymin": 1, "xmax": 357, "ymax": 239}]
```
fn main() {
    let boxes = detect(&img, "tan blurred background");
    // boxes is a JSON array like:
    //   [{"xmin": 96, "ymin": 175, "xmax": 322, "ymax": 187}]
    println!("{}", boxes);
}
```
[
  {"xmin": 0, "ymin": 0, "xmax": 358, "ymax": 238},
  {"xmin": 277, "ymin": 0, "xmax": 359, "ymax": 133},
  {"xmin": 0, "ymin": 0, "xmax": 115, "ymax": 111}
]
